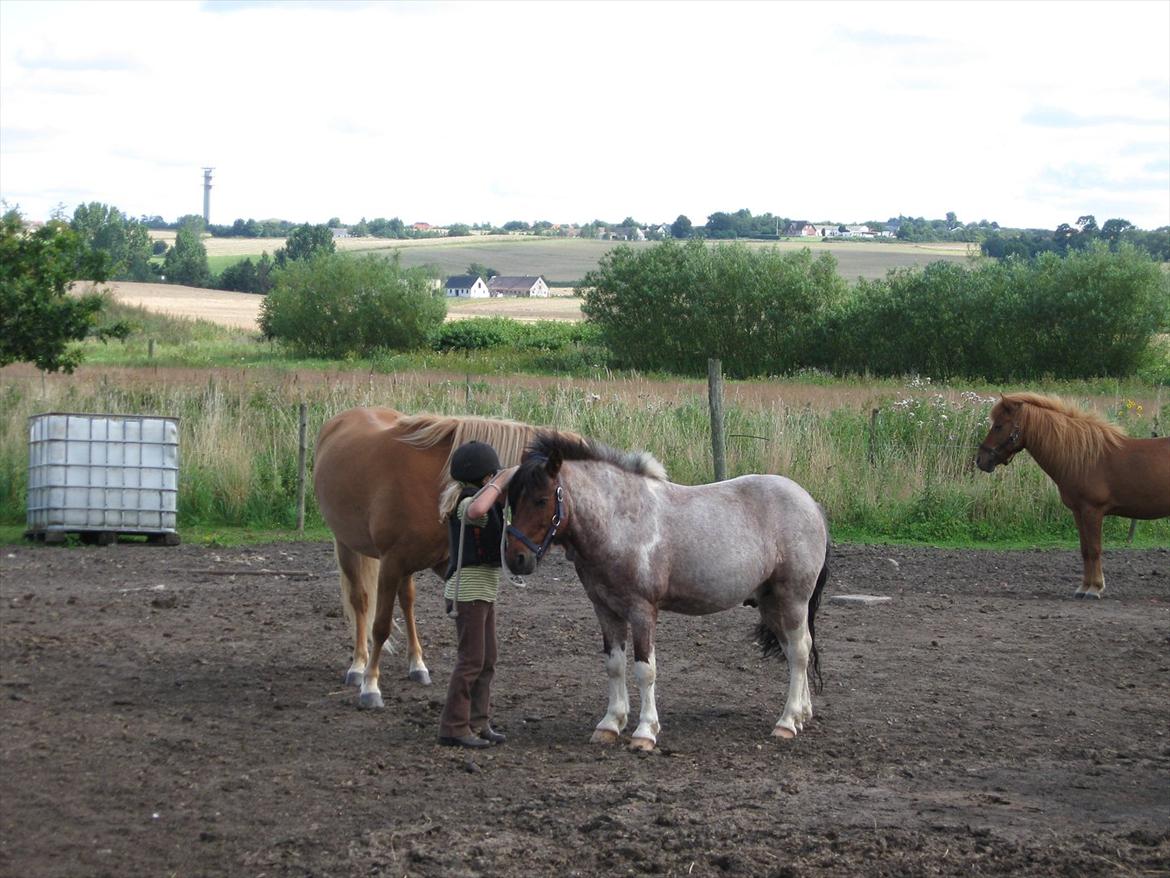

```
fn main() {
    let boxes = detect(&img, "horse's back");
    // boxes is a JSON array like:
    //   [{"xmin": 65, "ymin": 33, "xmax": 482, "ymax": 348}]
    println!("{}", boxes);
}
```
[
  {"xmin": 1105, "ymin": 435, "xmax": 1170, "ymax": 518},
  {"xmin": 314, "ymin": 407, "xmax": 450, "ymax": 564}
]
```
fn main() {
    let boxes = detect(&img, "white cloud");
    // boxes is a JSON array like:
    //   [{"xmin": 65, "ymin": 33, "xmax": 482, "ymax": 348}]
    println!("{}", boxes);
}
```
[{"xmin": 2, "ymin": 0, "xmax": 1167, "ymax": 229}]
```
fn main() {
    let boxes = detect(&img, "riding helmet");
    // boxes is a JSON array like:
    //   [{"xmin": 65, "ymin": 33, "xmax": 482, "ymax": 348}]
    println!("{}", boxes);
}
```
[{"xmin": 450, "ymin": 441, "xmax": 500, "ymax": 483}]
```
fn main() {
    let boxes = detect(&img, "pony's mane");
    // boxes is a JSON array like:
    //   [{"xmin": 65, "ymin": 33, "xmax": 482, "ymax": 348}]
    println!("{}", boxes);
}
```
[
  {"xmin": 1000, "ymin": 392, "xmax": 1126, "ymax": 479},
  {"xmin": 527, "ymin": 431, "xmax": 668, "ymax": 481},
  {"xmin": 399, "ymin": 413, "xmax": 585, "ymax": 521},
  {"xmin": 395, "ymin": 412, "xmax": 534, "ymax": 473}
]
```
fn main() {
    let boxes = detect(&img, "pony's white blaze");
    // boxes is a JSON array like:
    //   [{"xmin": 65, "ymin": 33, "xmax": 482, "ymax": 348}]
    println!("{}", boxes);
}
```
[{"xmin": 507, "ymin": 434, "xmax": 830, "ymax": 747}]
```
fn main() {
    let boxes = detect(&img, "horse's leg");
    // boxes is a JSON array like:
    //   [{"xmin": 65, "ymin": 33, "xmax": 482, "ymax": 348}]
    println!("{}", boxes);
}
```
[
  {"xmin": 396, "ymin": 573, "xmax": 432, "ymax": 685},
  {"xmin": 590, "ymin": 604, "xmax": 630, "ymax": 745},
  {"xmin": 1072, "ymin": 506, "xmax": 1106, "ymax": 599},
  {"xmin": 762, "ymin": 586, "xmax": 813, "ymax": 740},
  {"xmin": 358, "ymin": 563, "xmax": 401, "ymax": 709},
  {"xmin": 627, "ymin": 603, "xmax": 661, "ymax": 751},
  {"xmin": 335, "ymin": 541, "xmax": 377, "ymax": 687}
]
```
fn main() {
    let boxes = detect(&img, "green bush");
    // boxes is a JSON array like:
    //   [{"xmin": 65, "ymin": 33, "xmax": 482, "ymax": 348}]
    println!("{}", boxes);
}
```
[
  {"xmin": 260, "ymin": 253, "xmax": 445, "ymax": 357},
  {"xmin": 581, "ymin": 239, "xmax": 848, "ymax": 378},
  {"xmin": 821, "ymin": 243, "xmax": 1168, "ymax": 381}
]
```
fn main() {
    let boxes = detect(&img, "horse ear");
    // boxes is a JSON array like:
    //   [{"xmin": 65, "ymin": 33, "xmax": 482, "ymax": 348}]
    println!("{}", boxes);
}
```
[{"xmin": 546, "ymin": 447, "xmax": 563, "ymax": 478}]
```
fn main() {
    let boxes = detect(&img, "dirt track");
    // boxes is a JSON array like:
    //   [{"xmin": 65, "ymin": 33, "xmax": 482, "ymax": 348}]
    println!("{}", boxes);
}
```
[{"xmin": 1, "ymin": 541, "xmax": 1168, "ymax": 877}]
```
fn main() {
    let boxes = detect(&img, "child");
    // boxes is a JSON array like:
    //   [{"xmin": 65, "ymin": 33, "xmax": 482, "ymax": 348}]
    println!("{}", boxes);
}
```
[{"xmin": 437, "ymin": 441, "xmax": 517, "ymax": 749}]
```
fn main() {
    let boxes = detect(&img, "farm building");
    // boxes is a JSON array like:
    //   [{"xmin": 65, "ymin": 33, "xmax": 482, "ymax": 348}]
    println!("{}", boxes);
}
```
[
  {"xmin": 488, "ymin": 276, "xmax": 550, "ymax": 298},
  {"xmin": 784, "ymin": 221, "xmax": 817, "ymax": 237},
  {"xmin": 444, "ymin": 275, "xmax": 490, "ymax": 298}
]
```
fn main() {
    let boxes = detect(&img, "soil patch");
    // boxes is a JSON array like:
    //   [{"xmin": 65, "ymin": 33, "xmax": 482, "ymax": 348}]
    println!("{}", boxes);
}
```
[{"xmin": 1, "ymin": 542, "xmax": 1167, "ymax": 877}]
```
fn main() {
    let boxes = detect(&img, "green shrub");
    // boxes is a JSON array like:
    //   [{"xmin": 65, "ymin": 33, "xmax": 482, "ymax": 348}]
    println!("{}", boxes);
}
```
[
  {"xmin": 581, "ymin": 239, "xmax": 848, "ymax": 378},
  {"xmin": 260, "ymin": 253, "xmax": 445, "ymax": 357}
]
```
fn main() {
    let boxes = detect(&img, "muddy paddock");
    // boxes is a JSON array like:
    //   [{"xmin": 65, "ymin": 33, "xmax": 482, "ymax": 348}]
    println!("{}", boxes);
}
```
[{"xmin": 1, "ymin": 541, "xmax": 1168, "ymax": 877}]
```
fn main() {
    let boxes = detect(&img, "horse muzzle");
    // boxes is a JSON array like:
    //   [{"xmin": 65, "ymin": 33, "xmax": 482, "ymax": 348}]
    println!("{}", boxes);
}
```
[{"xmin": 505, "ymin": 546, "xmax": 537, "ymax": 576}]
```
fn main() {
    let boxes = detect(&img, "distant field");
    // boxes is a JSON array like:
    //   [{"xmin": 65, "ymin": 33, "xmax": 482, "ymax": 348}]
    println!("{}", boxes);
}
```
[
  {"xmin": 151, "ymin": 231, "xmax": 976, "ymax": 286},
  {"xmin": 94, "ymin": 281, "xmax": 582, "ymax": 330}
]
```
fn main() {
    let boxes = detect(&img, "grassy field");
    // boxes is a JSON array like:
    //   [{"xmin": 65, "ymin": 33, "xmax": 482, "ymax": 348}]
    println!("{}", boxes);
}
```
[
  {"xmin": 2, "ymin": 356, "xmax": 1165, "ymax": 548},
  {"xmin": 153, "ymin": 232, "xmax": 977, "ymax": 287}
]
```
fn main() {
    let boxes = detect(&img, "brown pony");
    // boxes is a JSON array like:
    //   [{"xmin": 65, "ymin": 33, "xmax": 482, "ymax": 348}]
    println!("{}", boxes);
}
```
[
  {"xmin": 976, "ymin": 392, "xmax": 1170, "ymax": 598},
  {"xmin": 313, "ymin": 407, "xmax": 543, "ymax": 709}
]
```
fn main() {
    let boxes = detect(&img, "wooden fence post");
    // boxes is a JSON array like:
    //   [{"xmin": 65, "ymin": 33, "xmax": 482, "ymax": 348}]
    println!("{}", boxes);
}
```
[
  {"xmin": 296, "ymin": 402, "xmax": 308, "ymax": 535},
  {"xmin": 708, "ymin": 358, "xmax": 726, "ymax": 482}
]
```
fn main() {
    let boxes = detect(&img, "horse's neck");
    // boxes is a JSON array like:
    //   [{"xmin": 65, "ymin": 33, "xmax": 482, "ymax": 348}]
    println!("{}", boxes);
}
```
[
  {"xmin": 562, "ymin": 463, "xmax": 640, "ymax": 549},
  {"xmin": 1021, "ymin": 413, "xmax": 1080, "ymax": 486}
]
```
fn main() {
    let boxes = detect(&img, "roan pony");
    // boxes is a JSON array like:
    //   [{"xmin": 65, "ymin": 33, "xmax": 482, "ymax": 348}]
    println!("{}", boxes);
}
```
[
  {"xmin": 976, "ymin": 392, "xmax": 1170, "ymax": 598},
  {"xmin": 504, "ymin": 432, "xmax": 831, "ymax": 749},
  {"xmin": 314, "ymin": 407, "xmax": 546, "ymax": 708}
]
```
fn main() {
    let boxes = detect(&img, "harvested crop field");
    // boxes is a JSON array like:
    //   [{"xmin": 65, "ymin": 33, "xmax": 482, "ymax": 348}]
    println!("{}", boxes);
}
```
[
  {"xmin": 92, "ymin": 282, "xmax": 583, "ymax": 331},
  {"xmin": 1, "ymin": 540, "xmax": 1167, "ymax": 877}
]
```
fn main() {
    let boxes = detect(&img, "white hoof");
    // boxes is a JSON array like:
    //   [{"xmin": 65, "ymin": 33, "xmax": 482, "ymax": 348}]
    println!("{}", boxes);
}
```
[
  {"xmin": 591, "ymin": 728, "xmax": 620, "ymax": 745},
  {"xmin": 772, "ymin": 724, "xmax": 797, "ymax": 740},
  {"xmin": 628, "ymin": 736, "xmax": 655, "ymax": 752},
  {"xmin": 408, "ymin": 669, "xmax": 432, "ymax": 686},
  {"xmin": 344, "ymin": 669, "xmax": 364, "ymax": 687}
]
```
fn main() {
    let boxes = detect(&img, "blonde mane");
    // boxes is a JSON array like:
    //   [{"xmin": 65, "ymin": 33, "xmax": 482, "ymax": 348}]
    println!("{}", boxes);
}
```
[
  {"xmin": 1001, "ymin": 392, "xmax": 1126, "ymax": 481},
  {"xmin": 394, "ymin": 412, "xmax": 581, "ymax": 521}
]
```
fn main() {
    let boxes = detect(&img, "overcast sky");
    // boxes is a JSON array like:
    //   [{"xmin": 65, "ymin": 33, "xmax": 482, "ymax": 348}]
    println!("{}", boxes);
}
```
[{"xmin": 2, "ymin": 0, "xmax": 1168, "ymax": 231}]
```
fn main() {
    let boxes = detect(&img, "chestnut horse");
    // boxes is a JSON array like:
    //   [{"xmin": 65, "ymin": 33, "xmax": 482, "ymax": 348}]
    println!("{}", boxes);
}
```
[
  {"xmin": 313, "ymin": 407, "xmax": 541, "ymax": 709},
  {"xmin": 976, "ymin": 392, "xmax": 1170, "ymax": 598},
  {"xmin": 504, "ymin": 432, "xmax": 831, "ymax": 749}
]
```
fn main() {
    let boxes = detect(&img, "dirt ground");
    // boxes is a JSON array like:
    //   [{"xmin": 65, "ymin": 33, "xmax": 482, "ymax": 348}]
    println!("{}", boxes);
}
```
[{"xmin": 1, "ymin": 541, "xmax": 1167, "ymax": 877}]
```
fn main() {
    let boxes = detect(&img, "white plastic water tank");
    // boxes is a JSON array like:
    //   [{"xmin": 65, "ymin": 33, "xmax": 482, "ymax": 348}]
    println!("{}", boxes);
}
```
[{"xmin": 26, "ymin": 412, "xmax": 179, "ymax": 541}]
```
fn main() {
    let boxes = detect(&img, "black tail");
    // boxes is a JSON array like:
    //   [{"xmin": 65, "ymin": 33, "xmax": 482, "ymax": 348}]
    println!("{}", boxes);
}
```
[{"xmin": 754, "ymin": 537, "xmax": 831, "ymax": 694}]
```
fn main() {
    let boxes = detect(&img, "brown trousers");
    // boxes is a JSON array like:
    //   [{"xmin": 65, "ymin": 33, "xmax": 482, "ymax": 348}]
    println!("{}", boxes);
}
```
[{"xmin": 439, "ymin": 600, "xmax": 497, "ymax": 738}]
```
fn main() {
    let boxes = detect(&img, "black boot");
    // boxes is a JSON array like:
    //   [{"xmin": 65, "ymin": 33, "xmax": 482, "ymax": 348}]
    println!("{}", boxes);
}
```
[
  {"xmin": 477, "ymin": 726, "xmax": 506, "ymax": 745},
  {"xmin": 438, "ymin": 734, "xmax": 490, "ymax": 749}
]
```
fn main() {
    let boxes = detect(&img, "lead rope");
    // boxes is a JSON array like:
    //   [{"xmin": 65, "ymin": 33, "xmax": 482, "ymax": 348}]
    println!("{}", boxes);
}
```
[{"xmin": 451, "ymin": 479, "xmax": 503, "ymax": 616}]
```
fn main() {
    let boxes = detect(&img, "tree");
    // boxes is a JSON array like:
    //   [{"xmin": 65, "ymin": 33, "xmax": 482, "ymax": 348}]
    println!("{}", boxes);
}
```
[
  {"xmin": 274, "ymin": 223, "xmax": 336, "ymax": 267},
  {"xmin": 448, "ymin": 223, "xmax": 471, "ymax": 237},
  {"xmin": 260, "ymin": 253, "xmax": 446, "ymax": 357},
  {"xmin": 670, "ymin": 215, "xmax": 693, "ymax": 238},
  {"xmin": 0, "ymin": 209, "xmax": 129, "ymax": 373},
  {"xmin": 1100, "ymin": 218, "xmax": 1134, "ymax": 245},
  {"xmin": 466, "ymin": 262, "xmax": 498, "ymax": 279},
  {"xmin": 218, "ymin": 252, "xmax": 275, "ymax": 294},
  {"xmin": 581, "ymin": 239, "xmax": 847, "ymax": 377},
  {"xmin": 162, "ymin": 218, "xmax": 212, "ymax": 286},
  {"xmin": 70, "ymin": 202, "xmax": 155, "ymax": 281}
]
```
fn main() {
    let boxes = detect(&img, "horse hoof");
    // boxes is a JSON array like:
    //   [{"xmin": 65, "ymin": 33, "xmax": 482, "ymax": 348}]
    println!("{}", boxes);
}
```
[
  {"xmin": 628, "ymin": 736, "xmax": 655, "ymax": 752},
  {"xmin": 1082, "ymin": 591, "xmax": 1101, "ymax": 600},
  {"xmin": 590, "ymin": 729, "xmax": 620, "ymax": 745},
  {"xmin": 345, "ymin": 670, "xmax": 364, "ymax": 687},
  {"xmin": 358, "ymin": 691, "xmax": 385, "ymax": 710},
  {"xmin": 1073, "ymin": 591, "xmax": 1085, "ymax": 600},
  {"xmin": 409, "ymin": 669, "xmax": 432, "ymax": 686},
  {"xmin": 771, "ymin": 725, "xmax": 797, "ymax": 740}
]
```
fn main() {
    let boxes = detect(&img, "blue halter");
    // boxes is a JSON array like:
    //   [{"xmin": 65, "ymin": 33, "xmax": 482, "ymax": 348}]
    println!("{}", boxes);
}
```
[{"xmin": 507, "ymin": 483, "xmax": 564, "ymax": 561}]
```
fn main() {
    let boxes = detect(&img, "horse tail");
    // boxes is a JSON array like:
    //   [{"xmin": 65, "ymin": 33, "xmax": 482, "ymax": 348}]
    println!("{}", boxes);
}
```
[
  {"xmin": 806, "ymin": 538, "xmax": 830, "ymax": 694},
  {"xmin": 753, "ymin": 535, "xmax": 830, "ymax": 694}
]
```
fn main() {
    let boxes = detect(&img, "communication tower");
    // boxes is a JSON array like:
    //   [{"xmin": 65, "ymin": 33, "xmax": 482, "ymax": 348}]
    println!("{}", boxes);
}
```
[{"xmin": 202, "ymin": 168, "xmax": 214, "ymax": 224}]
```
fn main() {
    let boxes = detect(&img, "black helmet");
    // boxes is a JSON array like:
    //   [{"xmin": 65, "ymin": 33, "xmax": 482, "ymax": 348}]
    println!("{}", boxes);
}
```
[{"xmin": 450, "ymin": 441, "xmax": 500, "ymax": 483}]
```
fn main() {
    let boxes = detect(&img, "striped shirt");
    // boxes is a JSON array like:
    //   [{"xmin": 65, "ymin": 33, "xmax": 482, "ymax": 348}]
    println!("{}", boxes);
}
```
[{"xmin": 443, "ymin": 495, "xmax": 501, "ymax": 603}]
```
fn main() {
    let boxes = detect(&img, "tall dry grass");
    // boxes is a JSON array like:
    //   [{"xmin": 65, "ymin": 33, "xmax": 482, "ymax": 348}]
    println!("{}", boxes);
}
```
[{"xmin": 1, "ymin": 368, "xmax": 1164, "ymax": 545}]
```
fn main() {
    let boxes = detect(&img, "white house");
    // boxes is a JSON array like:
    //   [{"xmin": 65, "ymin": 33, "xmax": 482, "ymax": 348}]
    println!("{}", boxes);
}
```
[
  {"xmin": 445, "ymin": 275, "xmax": 490, "ymax": 298},
  {"xmin": 487, "ymin": 276, "xmax": 550, "ymax": 298}
]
